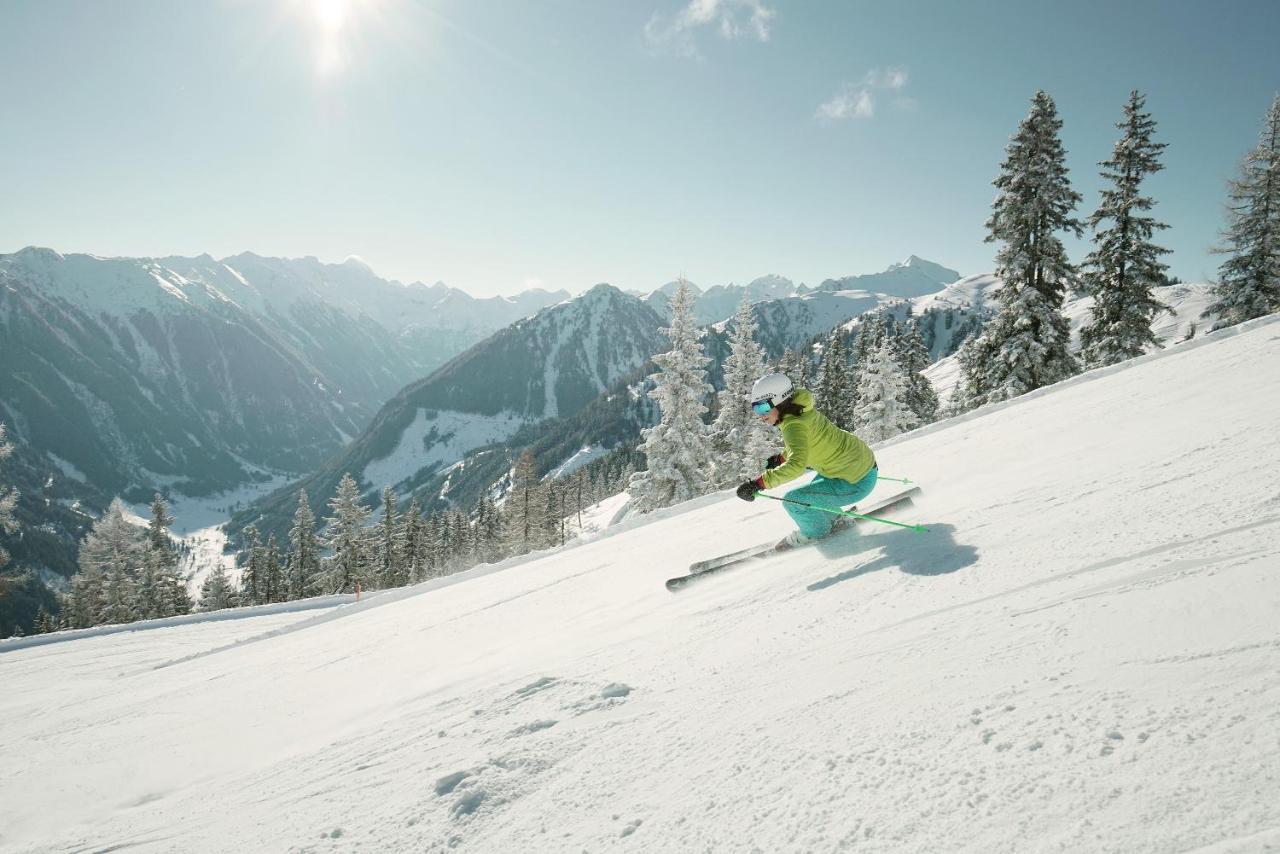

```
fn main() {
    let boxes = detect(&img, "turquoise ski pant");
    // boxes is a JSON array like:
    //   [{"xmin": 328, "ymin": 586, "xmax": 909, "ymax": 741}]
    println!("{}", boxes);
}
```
[{"xmin": 783, "ymin": 467, "xmax": 879, "ymax": 539}]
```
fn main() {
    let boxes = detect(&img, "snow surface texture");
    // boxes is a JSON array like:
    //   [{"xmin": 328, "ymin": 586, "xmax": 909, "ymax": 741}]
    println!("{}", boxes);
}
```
[{"xmin": 2, "ymin": 317, "xmax": 1279, "ymax": 853}]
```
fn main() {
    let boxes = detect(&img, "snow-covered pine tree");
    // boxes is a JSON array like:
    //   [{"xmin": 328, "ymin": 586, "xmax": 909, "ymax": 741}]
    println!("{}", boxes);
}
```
[
  {"xmin": 1205, "ymin": 93, "xmax": 1280, "ymax": 328},
  {"xmin": 854, "ymin": 335, "xmax": 920, "ymax": 443},
  {"xmin": 141, "ymin": 493, "xmax": 190, "ymax": 618},
  {"xmin": 239, "ymin": 524, "xmax": 264, "ymax": 606},
  {"xmin": 263, "ymin": 534, "xmax": 283, "ymax": 602},
  {"xmin": 899, "ymin": 319, "xmax": 940, "ymax": 424},
  {"xmin": 73, "ymin": 499, "xmax": 143, "ymax": 627},
  {"xmin": 776, "ymin": 348, "xmax": 812, "ymax": 389},
  {"xmin": 289, "ymin": 490, "xmax": 321, "ymax": 599},
  {"xmin": 401, "ymin": 498, "xmax": 423, "ymax": 583},
  {"xmin": 322, "ymin": 474, "xmax": 371, "ymax": 594},
  {"xmin": 0, "ymin": 423, "xmax": 17, "ymax": 575},
  {"xmin": 709, "ymin": 295, "xmax": 779, "ymax": 487},
  {"xmin": 628, "ymin": 279, "xmax": 716, "ymax": 513},
  {"xmin": 198, "ymin": 562, "xmax": 236, "ymax": 611},
  {"xmin": 375, "ymin": 486, "xmax": 407, "ymax": 589},
  {"xmin": 815, "ymin": 328, "xmax": 855, "ymax": 430},
  {"xmin": 1080, "ymin": 90, "xmax": 1173, "ymax": 367},
  {"xmin": 961, "ymin": 90, "xmax": 1083, "ymax": 408}
]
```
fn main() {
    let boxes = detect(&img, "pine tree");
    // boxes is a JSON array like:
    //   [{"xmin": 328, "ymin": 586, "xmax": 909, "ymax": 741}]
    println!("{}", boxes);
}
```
[
  {"xmin": 504, "ymin": 451, "xmax": 545, "ymax": 555},
  {"xmin": 263, "ymin": 534, "xmax": 283, "ymax": 602},
  {"xmin": 0, "ymin": 423, "xmax": 17, "ymax": 575},
  {"xmin": 199, "ymin": 562, "xmax": 236, "ymax": 611},
  {"xmin": 776, "ymin": 348, "xmax": 812, "ymax": 388},
  {"xmin": 854, "ymin": 336, "xmax": 920, "ymax": 443},
  {"xmin": 375, "ymin": 486, "xmax": 407, "ymax": 588},
  {"xmin": 322, "ymin": 474, "xmax": 371, "ymax": 594},
  {"xmin": 73, "ymin": 499, "xmax": 143, "ymax": 627},
  {"xmin": 709, "ymin": 295, "xmax": 779, "ymax": 487},
  {"xmin": 141, "ymin": 494, "xmax": 190, "ymax": 618},
  {"xmin": 238, "ymin": 524, "xmax": 264, "ymax": 606},
  {"xmin": 1206, "ymin": 93, "xmax": 1280, "ymax": 328},
  {"xmin": 816, "ymin": 329, "xmax": 855, "ymax": 429},
  {"xmin": 401, "ymin": 498, "xmax": 424, "ymax": 582},
  {"xmin": 628, "ymin": 279, "xmax": 716, "ymax": 512},
  {"xmin": 289, "ymin": 490, "xmax": 321, "ymax": 599},
  {"xmin": 899, "ymin": 319, "xmax": 940, "ymax": 425},
  {"xmin": 1080, "ymin": 90, "xmax": 1173, "ymax": 367},
  {"xmin": 960, "ymin": 91, "xmax": 1083, "ymax": 409}
]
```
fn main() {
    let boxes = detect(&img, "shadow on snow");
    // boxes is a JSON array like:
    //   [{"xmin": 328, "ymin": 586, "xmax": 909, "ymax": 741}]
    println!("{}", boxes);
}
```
[{"xmin": 806, "ymin": 523, "xmax": 977, "ymax": 592}]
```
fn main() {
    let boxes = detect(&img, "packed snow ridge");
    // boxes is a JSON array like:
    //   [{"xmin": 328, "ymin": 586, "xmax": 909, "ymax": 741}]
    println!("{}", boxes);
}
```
[{"xmin": 2, "ymin": 316, "xmax": 1278, "ymax": 853}]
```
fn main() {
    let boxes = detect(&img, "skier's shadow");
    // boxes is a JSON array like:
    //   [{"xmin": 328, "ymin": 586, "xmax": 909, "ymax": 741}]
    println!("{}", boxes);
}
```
[{"xmin": 806, "ymin": 523, "xmax": 977, "ymax": 592}]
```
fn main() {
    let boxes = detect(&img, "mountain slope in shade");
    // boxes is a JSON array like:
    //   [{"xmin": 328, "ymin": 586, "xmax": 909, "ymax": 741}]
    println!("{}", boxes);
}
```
[
  {"xmin": 233, "ymin": 285, "xmax": 665, "ymax": 540},
  {"xmin": 3, "ymin": 316, "xmax": 1277, "ymax": 852}
]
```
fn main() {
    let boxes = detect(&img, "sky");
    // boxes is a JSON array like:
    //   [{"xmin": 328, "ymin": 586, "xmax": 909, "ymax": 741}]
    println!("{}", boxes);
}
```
[{"xmin": 1, "ymin": 0, "xmax": 1277, "ymax": 297}]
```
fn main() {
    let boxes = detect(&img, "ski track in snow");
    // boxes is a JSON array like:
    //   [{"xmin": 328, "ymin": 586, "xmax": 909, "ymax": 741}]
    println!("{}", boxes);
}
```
[{"xmin": 1, "ymin": 317, "xmax": 1279, "ymax": 853}]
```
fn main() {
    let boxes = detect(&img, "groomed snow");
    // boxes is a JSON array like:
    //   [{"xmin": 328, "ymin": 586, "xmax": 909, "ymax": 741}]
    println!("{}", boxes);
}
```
[{"xmin": 1, "ymin": 317, "xmax": 1278, "ymax": 853}]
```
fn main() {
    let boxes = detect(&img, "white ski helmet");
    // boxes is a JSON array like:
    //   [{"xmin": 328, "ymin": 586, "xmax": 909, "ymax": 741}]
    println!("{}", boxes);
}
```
[{"xmin": 748, "ymin": 372, "xmax": 793, "ymax": 412}]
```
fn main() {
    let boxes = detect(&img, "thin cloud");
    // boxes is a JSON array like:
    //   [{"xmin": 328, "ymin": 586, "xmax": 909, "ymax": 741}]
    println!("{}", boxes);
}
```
[
  {"xmin": 645, "ymin": 0, "xmax": 776, "ymax": 58},
  {"xmin": 817, "ymin": 67, "xmax": 911, "ymax": 122}
]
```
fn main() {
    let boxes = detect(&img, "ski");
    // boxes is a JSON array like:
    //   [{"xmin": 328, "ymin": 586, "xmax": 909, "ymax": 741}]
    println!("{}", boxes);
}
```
[{"xmin": 665, "ymin": 487, "xmax": 921, "ymax": 592}]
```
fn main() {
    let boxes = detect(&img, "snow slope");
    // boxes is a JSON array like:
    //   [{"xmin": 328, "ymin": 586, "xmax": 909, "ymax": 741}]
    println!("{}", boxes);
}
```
[{"xmin": 2, "ymin": 317, "xmax": 1279, "ymax": 853}]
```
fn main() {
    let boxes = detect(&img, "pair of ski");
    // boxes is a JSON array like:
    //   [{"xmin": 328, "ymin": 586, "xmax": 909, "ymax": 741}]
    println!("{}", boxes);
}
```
[{"xmin": 665, "ymin": 487, "xmax": 921, "ymax": 592}]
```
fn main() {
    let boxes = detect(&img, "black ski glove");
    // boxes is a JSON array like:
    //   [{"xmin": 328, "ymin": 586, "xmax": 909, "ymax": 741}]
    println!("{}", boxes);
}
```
[
  {"xmin": 736, "ymin": 480, "xmax": 761, "ymax": 502},
  {"xmin": 765, "ymin": 453, "xmax": 785, "ymax": 470}
]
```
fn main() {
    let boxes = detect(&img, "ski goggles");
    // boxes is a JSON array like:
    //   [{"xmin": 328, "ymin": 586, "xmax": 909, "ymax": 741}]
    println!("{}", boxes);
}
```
[{"xmin": 751, "ymin": 399, "xmax": 775, "ymax": 416}]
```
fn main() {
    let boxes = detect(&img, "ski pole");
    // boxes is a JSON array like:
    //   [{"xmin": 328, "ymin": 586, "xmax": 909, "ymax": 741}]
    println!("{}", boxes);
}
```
[
  {"xmin": 758, "ymin": 493, "xmax": 928, "ymax": 533},
  {"xmin": 876, "ymin": 475, "xmax": 913, "ymax": 485}
]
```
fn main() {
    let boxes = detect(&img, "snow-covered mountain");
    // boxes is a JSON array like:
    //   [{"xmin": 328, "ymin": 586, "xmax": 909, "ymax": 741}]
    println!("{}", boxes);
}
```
[
  {"xmin": 916, "ymin": 276, "xmax": 1221, "ymax": 404},
  {"xmin": 0, "ymin": 247, "xmax": 568, "ymax": 599},
  {"xmin": 235, "ymin": 284, "xmax": 665, "ymax": 541},
  {"xmin": 4, "ymin": 315, "xmax": 1277, "ymax": 852},
  {"xmin": 0, "ymin": 248, "xmax": 567, "ymax": 497},
  {"xmin": 806, "ymin": 255, "xmax": 961, "ymax": 299}
]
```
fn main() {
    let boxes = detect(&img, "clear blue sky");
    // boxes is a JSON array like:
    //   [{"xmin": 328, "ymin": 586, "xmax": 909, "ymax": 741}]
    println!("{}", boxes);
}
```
[{"xmin": 1, "ymin": 0, "xmax": 1276, "ymax": 296}]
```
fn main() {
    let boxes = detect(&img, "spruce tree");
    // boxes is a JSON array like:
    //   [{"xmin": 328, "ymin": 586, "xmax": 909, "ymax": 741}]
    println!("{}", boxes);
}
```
[
  {"xmin": 962, "ymin": 90, "xmax": 1083, "ymax": 408},
  {"xmin": 263, "ymin": 534, "xmax": 283, "ymax": 602},
  {"xmin": 854, "ymin": 336, "xmax": 920, "ymax": 443},
  {"xmin": 504, "ymin": 451, "xmax": 545, "ymax": 555},
  {"xmin": 375, "ymin": 486, "xmax": 407, "ymax": 588},
  {"xmin": 1080, "ymin": 90, "xmax": 1172, "ymax": 367},
  {"xmin": 1205, "ymin": 93, "xmax": 1280, "ymax": 328},
  {"xmin": 288, "ymin": 490, "xmax": 321, "ymax": 599},
  {"xmin": 239, "ymin": 524, "xmax": 264, "ymax": 606},
  {"xmin": 709, "ymin": 295, "xmax": 779, "ymax": 487},
  {"xmin": 628, "ymin": 279, "xmax": 716, "ymax": 512},
  {"xmin": 199, "ymin": 562, "xmax": 236, "ymax": 611},
  {"xmin": 776, "ymin": 348, "xmax": 812, "ymax": 388},
  {"xmin": 900, "ymin": 319, "xmax": 940, "ymax": 424},
  {"xmin": 815, "ymin": 329, "xmax": 855, "ymax": 429},
  {"xmin": 401, "ymin": 498, "xmax": 424, "ymax": 582},
  {"xmin": 0, "ymin": 423, "xmax": 17, "ymax": 575},
  {"xmin": 322, "ymin": 474, "xmax": 371, "ymax": 594},
  {"xmin": 142, "ymin": 494, "xmax": 190, "ymax": 618},
  {"xmin": 74, "ymin": 499, "xmax": 143, "ymax": 626}
]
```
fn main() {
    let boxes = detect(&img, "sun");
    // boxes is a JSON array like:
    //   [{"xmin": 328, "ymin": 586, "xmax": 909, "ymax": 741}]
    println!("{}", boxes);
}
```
[{"xmin": 313, "ymin": 0, "xmax": 348, "ymax": 35}]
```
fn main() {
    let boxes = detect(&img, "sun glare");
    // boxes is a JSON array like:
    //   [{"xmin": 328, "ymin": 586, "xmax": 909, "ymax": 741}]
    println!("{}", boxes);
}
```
[{"xmin": 314, "ymin": 0, "xmax": 347, "ymax": 34}]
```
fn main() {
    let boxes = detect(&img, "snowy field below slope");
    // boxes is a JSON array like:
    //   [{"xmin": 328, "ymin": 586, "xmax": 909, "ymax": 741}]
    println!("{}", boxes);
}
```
[{"xmin": 1, "ymin": 317, "xmax": 1278, "ymax": 854}]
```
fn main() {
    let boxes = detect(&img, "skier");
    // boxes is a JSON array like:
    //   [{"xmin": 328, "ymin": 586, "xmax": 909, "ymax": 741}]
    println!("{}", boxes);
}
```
[{"xmin": 735, "ymin": 372, "xmax": 878, "ymax": 547}]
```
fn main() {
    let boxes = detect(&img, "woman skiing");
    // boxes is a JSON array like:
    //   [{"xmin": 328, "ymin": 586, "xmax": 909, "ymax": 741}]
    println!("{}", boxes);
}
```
[{"xmin": 735, "ymin": 372, "xmax": 878, "ymax": 547}]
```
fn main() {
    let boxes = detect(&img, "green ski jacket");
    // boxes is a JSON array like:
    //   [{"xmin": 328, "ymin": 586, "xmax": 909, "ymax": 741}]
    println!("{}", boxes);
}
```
[{"xmin": 760, "ymin": 388, "xmax": 876, "ymax": 489}]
